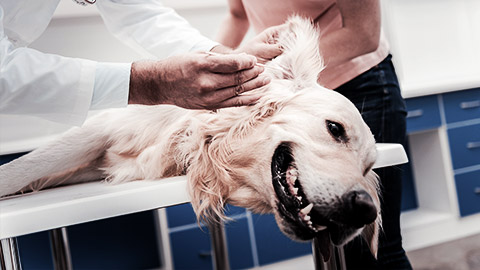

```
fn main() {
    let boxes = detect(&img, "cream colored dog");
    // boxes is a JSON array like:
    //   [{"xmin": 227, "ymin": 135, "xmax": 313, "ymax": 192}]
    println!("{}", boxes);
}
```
[{"xmin": 0, "ymin": 17, "xmax": 380, "ymax": 257}]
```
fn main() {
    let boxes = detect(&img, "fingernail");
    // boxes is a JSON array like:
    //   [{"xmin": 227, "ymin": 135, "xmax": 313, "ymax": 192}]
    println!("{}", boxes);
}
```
[{"xmin": 263, "ymin": 77, "xmax": 271, "ymax": 84}]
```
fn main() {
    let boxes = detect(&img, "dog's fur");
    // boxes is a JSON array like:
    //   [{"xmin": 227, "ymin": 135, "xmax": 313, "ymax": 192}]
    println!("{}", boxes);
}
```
[{"xmin": 0, "ymin": 17, "xmax": 380, "ymax": 256}]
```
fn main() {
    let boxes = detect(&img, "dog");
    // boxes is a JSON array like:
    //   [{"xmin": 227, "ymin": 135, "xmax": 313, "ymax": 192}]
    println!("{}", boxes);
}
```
[{"xmin": 0, "ymin": 17, "xmax": 380, "ymax": 259}]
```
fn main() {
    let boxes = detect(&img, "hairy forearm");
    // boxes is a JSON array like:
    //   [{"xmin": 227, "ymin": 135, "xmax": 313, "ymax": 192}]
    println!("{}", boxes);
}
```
[{"xmin": 128, "ymin": 61, "xmax": 167, "ymax": 105}]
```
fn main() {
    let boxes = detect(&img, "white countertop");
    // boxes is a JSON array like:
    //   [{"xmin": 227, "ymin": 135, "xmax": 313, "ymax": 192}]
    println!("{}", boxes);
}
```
[{"xmin": 0, "ymin": 143, "xmax": 406, "ymax": 239}]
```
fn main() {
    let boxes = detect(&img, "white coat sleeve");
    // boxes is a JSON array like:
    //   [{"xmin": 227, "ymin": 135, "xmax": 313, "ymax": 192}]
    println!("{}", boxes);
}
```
[
  {"xmin": 0, "ymin": 6, "xmax": 130, "ymax": 125},
  {"xmin": 95, "ymin": 0, "xmax": 219, "ymax": 59},
  {"xmin": 0, "ymin": 41, "xmax": 96, "ymax": 126}
]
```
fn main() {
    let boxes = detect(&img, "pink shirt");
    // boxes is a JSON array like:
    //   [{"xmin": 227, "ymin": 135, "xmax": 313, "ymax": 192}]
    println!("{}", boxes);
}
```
[{"xmin": 241, "ymin": 0, "xmax": 390, "ymax": 89}]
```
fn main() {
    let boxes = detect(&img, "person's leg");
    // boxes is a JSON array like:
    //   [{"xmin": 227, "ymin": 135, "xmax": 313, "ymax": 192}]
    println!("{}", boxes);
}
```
[{"xmin": 335, "ymin": 55, "xmax": 412, "ymax": 269}]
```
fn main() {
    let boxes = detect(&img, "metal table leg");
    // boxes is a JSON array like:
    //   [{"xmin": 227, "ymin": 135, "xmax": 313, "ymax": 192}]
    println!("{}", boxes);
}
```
[
  {"xmin": 312, "ymin": 238, "xmax": 346, "ymax": 270},
  {"xmin": 0, "ymin": 238, "xmax": 22, "ymax": 270},
  {"xmin": 49, "ymin": 227, "xmax": 73, "ymax": 270},
  {"xmin": 208, "ymin": 219, "xmax": 230, "ymax": 270}
]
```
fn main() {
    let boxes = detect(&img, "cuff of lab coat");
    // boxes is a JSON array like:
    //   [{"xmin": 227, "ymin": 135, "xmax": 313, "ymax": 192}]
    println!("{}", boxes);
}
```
[{"xmin": 90, "ymin": 62, "xmax": 131, "ymax": 111}]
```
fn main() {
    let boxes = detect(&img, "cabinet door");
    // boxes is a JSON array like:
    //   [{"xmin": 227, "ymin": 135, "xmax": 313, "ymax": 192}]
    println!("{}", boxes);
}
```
[
  {"xmin": 455, "ymin": 170, "xmax": 480, "ymax": 217},
  {"xmin": 405, "ymin": 95, "xmax": 442, "ymax": 133},
  {"xmin": 252, "ymin": 213, "xmax": 311, "ymax": 266},
  {"xmin": 448, "ymin": 123, "xmax": 480, "ymax": 169},
  {"xmin": 443, "ymin": 88, "xmax": 480, "ymax": 123}
]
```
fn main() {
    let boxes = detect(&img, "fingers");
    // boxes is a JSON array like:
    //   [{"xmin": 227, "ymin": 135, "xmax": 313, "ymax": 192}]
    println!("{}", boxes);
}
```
[
  {"xmin": 205, "ymin": 53, "xmax": 257, "ymax": 73},
  {"xmin": 254, "ymin": 44, "xmax": 283, "ymax": 63},
  {"xmin": 261, "ymin": 24, "xmax": 288, "ymax": 43},
  {"xmin": 212, "ymin": 93, "xmax": 263, "ymax": 109},
  {"xmin": 212, "ymin": 74, "xmax": 271, "ymax": 102},
  {"xmin": 210, "ymin": 65, "xmax": 265, "ymax": 89}
]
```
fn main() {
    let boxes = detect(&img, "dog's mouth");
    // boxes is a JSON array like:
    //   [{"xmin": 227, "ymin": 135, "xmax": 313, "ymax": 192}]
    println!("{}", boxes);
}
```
[
  {"xmin": 271, "ymin": 143, "xmax": 368, "ymax": 259},
  {"xmin": 271, "ymin": 143, "xmax": 328, "ymax": 234}
]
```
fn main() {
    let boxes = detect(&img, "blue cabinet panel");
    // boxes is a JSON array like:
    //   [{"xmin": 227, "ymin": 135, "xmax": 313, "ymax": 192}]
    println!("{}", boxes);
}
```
[
  {"xmin": 442, "ymin": 88, "xmax": 480, "ymax": 123},
  {"xmin": 225, "ymin": 218, "xmax": 254, "ymax": 269},
  {"xmin": 68, "ymin": 211, "xmax": 161, "ymax": 269},
  {"xmin": 17, "ymin": 232, "xmax": 54, "ymax": 270},
  {"xmin": 405, "ymin": 95, "xmax": 442, "ymax": 133},
  {"xmin": 170, "ymin": 227, "xmax": 213, "ymax": 270},
  {"xmin": 252, "ymin": 214, "xmax": 311, "ymax": 265},
  {"xmin": 447, "ymin": 123, "xmax": 480, "ymax": 169},
  {"xmin": 166, "ymin": 203, "xmax": 198, "ymax": 228},
  {"xmin": 455, "ymin": 170, "xmax": 480, "ymax": 217}
]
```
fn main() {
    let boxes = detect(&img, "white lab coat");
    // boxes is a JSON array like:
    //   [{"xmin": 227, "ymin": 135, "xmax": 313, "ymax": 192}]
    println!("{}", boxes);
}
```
[{"xmin": 0, "ymin": 0, "xmax": 217, "ymax": 125}]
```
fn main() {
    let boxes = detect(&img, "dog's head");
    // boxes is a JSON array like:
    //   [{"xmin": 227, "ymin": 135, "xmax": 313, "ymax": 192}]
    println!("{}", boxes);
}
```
[{"xmin": 186, "ymin": 16, "xmax": 380, "ymax": 257}]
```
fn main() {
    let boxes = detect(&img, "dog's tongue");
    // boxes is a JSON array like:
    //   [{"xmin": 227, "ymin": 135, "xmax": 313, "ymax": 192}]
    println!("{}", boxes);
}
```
[{"xmin": 314, "ymin": 230, "xmax": 332, "ymax": 262}]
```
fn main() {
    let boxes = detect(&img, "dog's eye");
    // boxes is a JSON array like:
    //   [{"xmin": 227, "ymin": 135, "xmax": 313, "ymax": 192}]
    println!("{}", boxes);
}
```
[{"xmin": 326, "ymin": 120, "xmax": 345, "ymax": 140}]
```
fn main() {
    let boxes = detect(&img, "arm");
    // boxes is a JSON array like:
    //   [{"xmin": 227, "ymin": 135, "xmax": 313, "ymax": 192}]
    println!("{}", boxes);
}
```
[
  {"xmin": 216, "ymin": 0, "xmax": 284, "ymax": 63},
  {"xmin": 0, "ymin": 32, "xmax": 97, "ymax": 125},
  {"xmin": 95, "ymin": 0, "xmax": 219, "ymax": 58},
  {"xmin": 216, "ymin": 0, "xmax": 250, "ymax": 49},
  {"xmin": 318, "ymin": 0, "xmax": 381, "ymax": 67}
]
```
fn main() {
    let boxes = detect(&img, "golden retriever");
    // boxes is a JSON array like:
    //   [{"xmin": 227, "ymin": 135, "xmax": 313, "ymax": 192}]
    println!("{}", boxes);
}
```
[{"xmin": 0, "ymin": 17, "xmax": 380, "ymax": 258}]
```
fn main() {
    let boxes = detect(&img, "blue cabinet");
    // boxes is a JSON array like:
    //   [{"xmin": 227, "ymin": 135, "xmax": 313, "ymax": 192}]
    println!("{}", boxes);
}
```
[
  {"xmin": 405, "ymin": 95, "xmax": 442, "ymax": 133},
  {"xmin": 447, "ymin": 123, "xmax": 480, "ymax": 169},
  {"xmin": 455, "ymin": 170, "xmax": 480, "ymax": 217},
  {"xmin": 166, "ymin": 204, "xmax": 254, "ymax": 269},
  {"xmin": 252, "ymin": 214, "xmax": 311, "ymax": 265},
  {"xmin": 442, "ymin": 88, "xmax": 480, "ymax": 123}
]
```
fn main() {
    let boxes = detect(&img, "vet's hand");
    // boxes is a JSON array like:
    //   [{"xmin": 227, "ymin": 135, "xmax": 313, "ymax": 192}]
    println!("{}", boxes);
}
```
[
  {"xmin": 235, "ymin": 24, "xmax": 286, "ymax": 63},
  {"xmin": 128, "ymin": 52, "xmax": 271, "ymax": 110}
]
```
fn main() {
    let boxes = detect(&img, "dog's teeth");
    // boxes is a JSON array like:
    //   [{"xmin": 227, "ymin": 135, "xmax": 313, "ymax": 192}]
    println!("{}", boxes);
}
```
[
  {"xmin": 296, "ymin": 196, "xmax": 302, "ymax": 202},
  {"xmin": 314, "ymin": 225, "xmax": 327, "ymax": 231},
  {"xmin": 300, "ymin": 203, "xmax": 314, "ymax": 215},
  {"xmin": 307, "ymin": 221, "xmax": 313, "ymax": 225},
  {"xmin": 293, "ymin": 187, "xmax": 299, "ymax": 194},
  {"xmin": 303, "ymin": 215, "xmax": 311, "ymax": 221}
]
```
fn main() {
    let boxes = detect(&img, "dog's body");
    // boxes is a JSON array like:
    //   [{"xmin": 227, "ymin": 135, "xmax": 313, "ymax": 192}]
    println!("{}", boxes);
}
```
[{"xmin": 0, "ymin": 17, "xmax": 380, "ymax": 257}]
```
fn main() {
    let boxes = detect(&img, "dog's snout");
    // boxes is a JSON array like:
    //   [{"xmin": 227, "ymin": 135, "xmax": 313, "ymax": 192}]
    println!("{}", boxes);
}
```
[{"xmin": 340, "ymin": 190, "xmax": 377, "ymax": 228}]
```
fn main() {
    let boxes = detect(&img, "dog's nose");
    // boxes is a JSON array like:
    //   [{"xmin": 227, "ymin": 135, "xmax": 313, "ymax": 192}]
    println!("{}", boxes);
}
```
[{"xmin": 340, "ymin": 190, "xmax": 377, "ymax": 228}]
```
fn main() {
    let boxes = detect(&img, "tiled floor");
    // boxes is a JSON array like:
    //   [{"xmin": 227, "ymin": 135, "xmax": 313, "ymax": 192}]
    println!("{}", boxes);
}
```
[{"xmin": 407, "ymin": 233, "xmax": 480, "ymax": 270}]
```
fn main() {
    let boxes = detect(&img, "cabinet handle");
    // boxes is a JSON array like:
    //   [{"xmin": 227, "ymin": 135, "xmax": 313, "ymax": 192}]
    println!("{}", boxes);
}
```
[
  {"xmin": 467, "ymin": 142, "xmax": 480, "ymax": 149},
  {"xmin": 475, "ymin": 187, "xmax": 480, "ymax": 195},
  {"xmin": 460, "ymin": 100, "xmax": 480, "ymax": 109},
  {"xmin": 198, "ymin": 250, "xmax": 212, "ymax": 258},
  {"xmin": 407, "ymin": 109, "xmax": 424, "ymax": 118}
]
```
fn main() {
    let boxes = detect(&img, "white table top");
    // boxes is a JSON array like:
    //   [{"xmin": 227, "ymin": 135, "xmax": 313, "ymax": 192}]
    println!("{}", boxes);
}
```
[{"xmin": 0, "ymin": 143, "xmax": 407, "ymax": 239}]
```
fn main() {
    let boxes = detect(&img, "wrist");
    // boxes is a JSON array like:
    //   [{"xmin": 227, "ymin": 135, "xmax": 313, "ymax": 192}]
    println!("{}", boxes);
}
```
[{"xmin": 129, "ymin": 61, "xmax": 167, "ymax": 105}]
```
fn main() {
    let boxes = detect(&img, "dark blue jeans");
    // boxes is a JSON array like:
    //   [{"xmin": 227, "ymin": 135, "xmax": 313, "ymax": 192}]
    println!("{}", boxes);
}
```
[{"xmin": 335, "ymin": 55, "xmax": 413, "ymax": 269}]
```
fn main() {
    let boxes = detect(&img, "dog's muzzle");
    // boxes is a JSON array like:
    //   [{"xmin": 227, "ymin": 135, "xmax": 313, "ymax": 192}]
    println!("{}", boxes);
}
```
[{"xmin": 271, "ymin": 143, "xmax": 377, "ymax": 251}]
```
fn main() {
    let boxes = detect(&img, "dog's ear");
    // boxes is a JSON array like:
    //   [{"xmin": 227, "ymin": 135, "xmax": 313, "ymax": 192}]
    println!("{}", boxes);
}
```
[
  {"xmin": 186, "ymin": 101, "xmax": 281, "ymax": 224},
  {"xmin": 267, "ymin": 16, "xmax": 324, "ymax": 90},
  {"xmin": 186, "ymin": 139, "xmax": 232, "ymax": 225}
]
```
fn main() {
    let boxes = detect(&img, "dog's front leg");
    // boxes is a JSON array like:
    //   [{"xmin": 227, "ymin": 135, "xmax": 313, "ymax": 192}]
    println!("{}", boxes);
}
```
[{"xmin": 0, "ymin": 125, "xmax": 108, "ymax": 197}]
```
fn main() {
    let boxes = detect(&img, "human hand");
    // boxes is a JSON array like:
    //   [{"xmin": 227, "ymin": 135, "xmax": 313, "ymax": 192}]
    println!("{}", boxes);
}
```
[
  {"xmin": 128, "ymin": 52, "xmax": 270, "ymax": 110},
  {"xmin": 234, "ymin": 24, "xmax": 286, "ymax": 63}
]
